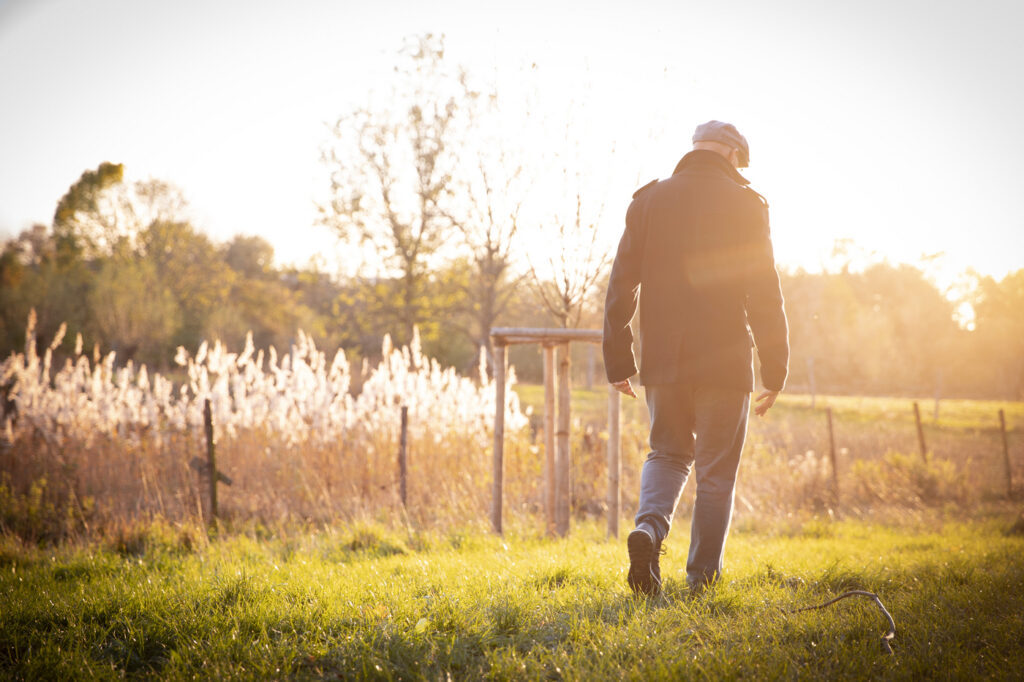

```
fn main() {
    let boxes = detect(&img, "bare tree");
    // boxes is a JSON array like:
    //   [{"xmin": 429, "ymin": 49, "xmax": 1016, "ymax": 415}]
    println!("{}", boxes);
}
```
[
  {"xmin": 440, "ymin": 115, "xmax": 532, "ymax": 368},
  {"xmin": 320, "ymin": 34, "xmax": 463, "ymax": 346},
  {"xmin": 527, "ymin": 185, "xmax": 612, "ymax": 329}
]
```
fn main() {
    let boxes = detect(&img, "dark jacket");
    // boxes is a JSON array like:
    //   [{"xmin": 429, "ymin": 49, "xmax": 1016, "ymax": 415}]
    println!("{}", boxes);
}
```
[{"xmin": 602, "ymin": 149, "xmax": 789, "ymax": 391}]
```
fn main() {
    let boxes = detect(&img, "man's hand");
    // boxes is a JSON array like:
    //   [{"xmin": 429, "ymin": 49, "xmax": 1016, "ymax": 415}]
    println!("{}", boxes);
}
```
[
  {"xmin": 611, "ymin": 379, "xmax": 637, "ymax": 399},
  {"xmin": 753, "ymin": 390, "xmax": 778, "ymax": 417}
]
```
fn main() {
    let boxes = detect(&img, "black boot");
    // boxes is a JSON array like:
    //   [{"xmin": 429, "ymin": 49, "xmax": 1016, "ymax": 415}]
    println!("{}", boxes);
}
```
[
  {"xmin": 651, "ymin": 538, "xmax": 664, "ymax": 587},
  {"xmin": 627, "ymin": 527, "xmax": 662, "ymax": 596}
]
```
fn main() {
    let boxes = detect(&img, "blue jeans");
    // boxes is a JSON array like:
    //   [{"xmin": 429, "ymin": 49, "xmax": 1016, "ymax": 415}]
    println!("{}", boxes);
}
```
[{"xmin": 635, "ymin": 384, "xmax": 750, "ymax": 587}]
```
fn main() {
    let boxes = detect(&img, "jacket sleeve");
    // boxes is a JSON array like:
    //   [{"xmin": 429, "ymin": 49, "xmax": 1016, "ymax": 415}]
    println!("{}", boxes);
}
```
[
  {"xmin": 602, "ymin": 197, "xmax": 647, "ymax": 383},
  {"xmin": 744, "ymin": 199, "xmax": 789, "ymax": 391}
]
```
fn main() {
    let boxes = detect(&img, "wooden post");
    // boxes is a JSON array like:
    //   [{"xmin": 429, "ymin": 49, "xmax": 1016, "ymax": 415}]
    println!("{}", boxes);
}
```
[
  {"xmin": 826, "ymin": 407, "xmax": 838, "ymax": 503},
  {"xmin": 607, "ymin": 385, "xmax": 621, "ymax": 538},
  {"xmin": 913, "ymin": 401, "xmax": 928, "ymax": 464},
  {"xmin": 543, "ymin": 345, "xmax": 556, "ymax": 535},
  {"xmin": 807, "ymin": 357, "xmax": 816, "ymax": 409},
  {"xmin": 1000, "ymin": 409, "xmax": 1013, "ymax": 498},
  {"xmin": 555, "ymin": 343, "xmax": 571, "ymax": 536},
  {"xmin": 489, "ymin": 328, "xmax": 604, "ymax": 538},
  {"xmin": 203, "ymin": 398, "xmax": 218, "ymax": 523},
  {"xmin": 491, "ymin": 343, "xmax": 507, "ymax": 534},
  {"xmin": 398, "ymin": 405, "xmax": 408, "ymax": 507}
]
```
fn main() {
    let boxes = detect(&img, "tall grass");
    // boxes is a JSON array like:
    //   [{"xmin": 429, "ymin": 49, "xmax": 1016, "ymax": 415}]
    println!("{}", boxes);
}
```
[
  {"xmin": 1, "ymin": 313, "xmax": 532, "ymax": 540},
  {"xmin": 520, "ymin": 386, "xmax": 1021, "ymax": 526}
]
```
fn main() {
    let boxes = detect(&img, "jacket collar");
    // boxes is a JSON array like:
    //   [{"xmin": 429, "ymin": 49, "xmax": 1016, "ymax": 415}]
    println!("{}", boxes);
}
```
[{"xmin": 672, "ymin": 149, "xmax": 750, "ymax": 185}]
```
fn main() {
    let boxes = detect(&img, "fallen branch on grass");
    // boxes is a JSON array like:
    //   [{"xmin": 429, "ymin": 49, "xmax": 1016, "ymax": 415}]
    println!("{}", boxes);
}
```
[{"xmin": 787, "ymin": 590, "xmax": 896, "ymax": 655}]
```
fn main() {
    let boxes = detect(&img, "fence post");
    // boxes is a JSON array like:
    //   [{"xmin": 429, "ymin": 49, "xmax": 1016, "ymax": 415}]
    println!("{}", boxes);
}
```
[
  {"xmin": 488, "ymin": 327, "xmax": 603, "ymax": 538},
  {"xmin": 543, "ymin": 345, "xmax": 556, "ymax": 536},
  {"xmin": 807, "ymin": 357, "xmax": 816, "ymax": 409},
  {"xmin": 826, "ymin": 406, "xmax": 839, "ymax": 504},
  {"xmin": 607, "ymin": 385, "xmax": 621, "ymax": 538},
  {"xmin": 585, "ymin": 344, "xmax": 595, "ymax": 390},
  {"xmin": 555, "ymin": 343, "xmax": 571, "ymax": 536},
  {"xmin": 913, "ymin": 401, "xmax": 928, "ymax": 464},
  {"xmin": 491, "ymin": 343, "xmax": 507, "ymax": 534},
  {"xmin": 203, "ymin": 398, "xmax": 218, "ymax": 523},
  {"xmin": 399, "ymin": 405, "xmax": 408, "ymax": 507},
  {"xmin": 1000, "ymin": 409, "xmax": 1013, "ymax": 498}
]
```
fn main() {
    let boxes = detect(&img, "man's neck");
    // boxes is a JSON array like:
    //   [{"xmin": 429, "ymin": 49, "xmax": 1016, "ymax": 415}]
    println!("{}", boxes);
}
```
[{"xmin": 692, "ymin": 141, "xmax": 737, "ymax": 167}]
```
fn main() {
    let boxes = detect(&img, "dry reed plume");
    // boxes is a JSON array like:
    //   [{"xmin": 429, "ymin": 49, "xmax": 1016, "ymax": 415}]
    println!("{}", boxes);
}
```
[{"xmin": 1, "ymin": 312, "xmax": 536, "ymax": 540}]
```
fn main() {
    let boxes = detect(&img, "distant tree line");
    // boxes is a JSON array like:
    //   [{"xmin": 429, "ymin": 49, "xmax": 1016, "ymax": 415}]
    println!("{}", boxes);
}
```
[
  {"xmin": 1, "ymin": 159, "xmax": 1021, "ymax": 398},
  {"xmin": 779, "ymin": 265, "xmax": 1023, "ymax": 398},
  {"xmin": 0, "ymin": 164, "xmax": 542, "ymax": 376}
]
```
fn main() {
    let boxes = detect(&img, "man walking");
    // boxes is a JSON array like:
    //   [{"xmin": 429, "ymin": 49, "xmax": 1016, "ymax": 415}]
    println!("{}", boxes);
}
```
[{"xmin": 603, "ymin": 121, "xmax": 789, "ymax": 596}]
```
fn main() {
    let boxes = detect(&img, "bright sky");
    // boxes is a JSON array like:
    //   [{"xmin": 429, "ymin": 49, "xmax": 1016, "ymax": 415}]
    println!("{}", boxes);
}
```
[{"xmin": 1, "ymin": 0, "xmax": 1022, "ymax": 287}]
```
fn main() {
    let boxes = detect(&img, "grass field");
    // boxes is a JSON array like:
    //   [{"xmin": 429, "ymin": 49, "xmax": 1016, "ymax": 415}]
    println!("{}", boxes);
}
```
[
  {"xmin": 3, "ymin": 516, "xmax": 1023, "ymax": 680},
  {"xmin": 4, "ymin": 383, "xmax": 1023, "ymax": 679},
  {"xmin": 512, "ymin": 383, "xmax": 1024, "ymax": 433}
]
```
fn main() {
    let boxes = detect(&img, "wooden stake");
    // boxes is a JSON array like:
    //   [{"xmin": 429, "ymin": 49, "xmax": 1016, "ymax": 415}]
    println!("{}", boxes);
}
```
[
  {"xmin": 398, "ymin": 405, "xmax": 408, "ymax": 507},
  {"xmin": 913, "ymin": 401, "xmax": 928, "ymax": 464},
  {"xmin": 203, "ymin": 398, "xmax": 218, "ymax": 523},
  {"xmin": 543, "ymin": 345, "xmax": 556, "ymax": 535},
  {"xmin": 826, "ymin": 407, "xmax": 838, "ymax": 503},
  {"xmin": 807, "ymin": 356, "xmax": 816, "ymax": 409},
  {"xmin": 491, "ymin": 343, "xmax": 507, "ymax": 534},
  {"xmin": 607, "ymin": 385, "xmax": 621, "ymax": 538},
  {"xmin": 585, "ymin": 344, "xmax": 595, "ymax": 390},
  {"xmin": 556, "ymin": 343, "xmax": 571, "ymax": 536},
  {"xmin": 1000, "ymin": 409, "xmax": 1013, "ymax": 498},
  {"xmin": 486, "ymin": 327, "xmax": 610, "ymax": 538}
]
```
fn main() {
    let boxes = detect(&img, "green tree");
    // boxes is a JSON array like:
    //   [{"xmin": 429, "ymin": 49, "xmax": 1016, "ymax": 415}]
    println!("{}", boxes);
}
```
[
  {"xmin": 968, "ymin": 269, "xmax": 1024, "ymax": 398},
  {"xmin": 52, "ymin": 162, "xmax": 124, "ymax": 262},
  {"xmin": 89, "ymin": 256, "xmax": 180, "ymax": 362},
  {"xmin": 138, "ymin": 220, "xmax": 232, "ymax": 354},
  {"xmin": 852, "ymin": 263, "xmax": 958, "ymax": 393},
  {"xmin": 224, "ymin": 234, "xmax": 274, "ymax": 280},
  {"xmin": 0, "ymin": 223, "xmax": 95, "ymax": 359},
  {"xmin": 779, "ymin": 263, "xmax": 965, "ymax": 396},
  {"xmin": 211, "ymin": 238, "xmax": 323, "ymax": 353}
]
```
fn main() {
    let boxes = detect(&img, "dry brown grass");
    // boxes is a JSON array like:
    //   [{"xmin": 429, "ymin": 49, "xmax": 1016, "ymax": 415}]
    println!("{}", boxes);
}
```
[{"xmin": 553, "ymin": 388, "xmax": 1022, "ymax": 527}]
